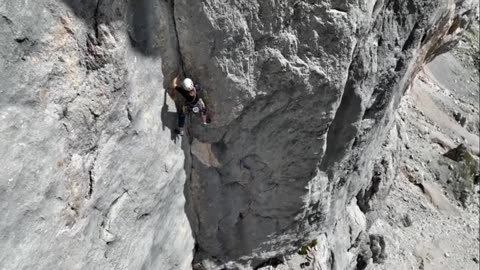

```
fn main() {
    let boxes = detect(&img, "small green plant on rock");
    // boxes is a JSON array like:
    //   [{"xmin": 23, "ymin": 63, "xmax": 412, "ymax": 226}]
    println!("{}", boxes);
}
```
[
  {"xmin": 455, "ymin": 151, "xmax": 478, "ymax": 207},
  {"xmin": 444, "ymin": 144, "xmax": 480, "ymax": 207},
  {"xmin": 298, "ymin": 239, "xmax": 318, "ymax": 255}
]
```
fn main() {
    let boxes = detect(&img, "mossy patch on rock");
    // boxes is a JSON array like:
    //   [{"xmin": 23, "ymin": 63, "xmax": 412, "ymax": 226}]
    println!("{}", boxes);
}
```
[
  {"xmin": 298, "ymin": 239, "xmax": 318, "ymax": 255},
  {"xmin": 444, "ymin": 144, "xmax": 480, "ymax": 207}
]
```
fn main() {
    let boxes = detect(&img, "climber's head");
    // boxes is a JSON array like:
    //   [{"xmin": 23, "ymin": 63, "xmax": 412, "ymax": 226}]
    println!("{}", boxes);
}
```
[{"xmin": 182, "ymin": 78, "xmax": 194, "ymax": 91}]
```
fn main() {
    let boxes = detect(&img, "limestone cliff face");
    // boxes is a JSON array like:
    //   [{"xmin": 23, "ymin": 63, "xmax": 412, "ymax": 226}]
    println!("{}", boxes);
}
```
[
  {"xmin": 177, "ymin": 0, "xmax": 477, "ymax": 268},
  {"xmin": 0, "ymin": 0, "xmax": 476, "ymax": 270},
  {"xmin": 1, "ymin": 1, "xmax": 191, "ymax": 269}
]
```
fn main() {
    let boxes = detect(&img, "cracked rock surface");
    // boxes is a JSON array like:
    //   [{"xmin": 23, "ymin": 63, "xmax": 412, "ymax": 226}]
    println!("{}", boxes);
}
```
[
  {"xmin": 1, "ymin": 1, "xmax": 192, "ymax": 269},
  {"xmin": 177, "ymin": 0, "xmax": 477, "ymax": 268},
  {"xmin": 0, "ymin": 0, "xmax": 478, "ymax": 270}
]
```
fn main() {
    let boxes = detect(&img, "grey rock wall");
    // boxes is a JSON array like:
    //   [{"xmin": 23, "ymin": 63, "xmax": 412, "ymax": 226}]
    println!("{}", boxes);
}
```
[
  {"xmin": 174, "ymin": 0, "xmax": 477, "ymax": 268},
  {"xmin": 0, "ymin": 0, "xmax": 477, "ymax": 270},
  {"xmin": 1, "ymin": 1, "xmax": 193, "ymax": 269}
]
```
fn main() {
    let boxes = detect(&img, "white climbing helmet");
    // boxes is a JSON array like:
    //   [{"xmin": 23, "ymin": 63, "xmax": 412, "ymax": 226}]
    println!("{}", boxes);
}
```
[{"xmin": 182, "ymin": 78, "xmax": 194, "ymax": 91}]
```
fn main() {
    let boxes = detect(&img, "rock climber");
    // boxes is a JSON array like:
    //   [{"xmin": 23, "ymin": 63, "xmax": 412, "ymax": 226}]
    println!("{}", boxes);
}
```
[{"xmin": 172, "ymin": 76, "xmax": 208, "ymax": 135}]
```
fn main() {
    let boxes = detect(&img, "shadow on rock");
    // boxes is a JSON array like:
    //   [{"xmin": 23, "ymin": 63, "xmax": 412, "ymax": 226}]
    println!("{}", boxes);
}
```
[
  {"xmin": 61, "ymin": 0, "xmax": 99, "ymax": 22},
  {"xmin": 62, "ymin": 0, "xmax": 163, "ymax": 56},
  {"xmin": 127, "ymin": 0, "xmax": 163, "ymax": 56},
  {"xmin": 62, "ymin": 0, "xmax": 182, "ymax": 141}
]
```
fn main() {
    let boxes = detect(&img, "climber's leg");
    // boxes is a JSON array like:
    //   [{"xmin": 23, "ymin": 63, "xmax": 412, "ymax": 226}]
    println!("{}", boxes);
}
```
[{"xmin": 176, "ymin": 106, "xmax": 186, "ymax": 135}]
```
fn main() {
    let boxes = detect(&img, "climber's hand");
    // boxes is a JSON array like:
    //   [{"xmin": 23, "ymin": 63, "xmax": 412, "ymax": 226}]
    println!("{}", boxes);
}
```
[{"xmin": 172, "ymin": 76, "xmax": 179, "ymax": 88}]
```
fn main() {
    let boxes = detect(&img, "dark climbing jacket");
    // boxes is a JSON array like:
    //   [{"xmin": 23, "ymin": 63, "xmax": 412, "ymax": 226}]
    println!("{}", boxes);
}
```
[
  {"xmin": 175, "ymin": 83, "xmax": 202, "ymax": 105},
  {"xmin": 175, "ymin": 83, "xmax": 205, "ymax": 128}
]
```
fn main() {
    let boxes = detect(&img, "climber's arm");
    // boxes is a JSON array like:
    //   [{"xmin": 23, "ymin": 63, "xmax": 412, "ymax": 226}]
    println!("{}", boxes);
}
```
[
  {"xmin": 194, "ymin": 83, "xmax": 206, "ymax": 102},
  {"xmin": 171, "ymin": 76, "xmax": 179, "ymax": 98}
]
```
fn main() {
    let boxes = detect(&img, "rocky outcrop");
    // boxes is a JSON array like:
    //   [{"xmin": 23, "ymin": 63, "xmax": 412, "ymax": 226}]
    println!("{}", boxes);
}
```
[
  {"xmin": 177, "ymin": 0, "xmax": 477, "ymax": 268},
  {"xmin": 0, "ymin": 0, "xmax": 477, "ymax": 270}
]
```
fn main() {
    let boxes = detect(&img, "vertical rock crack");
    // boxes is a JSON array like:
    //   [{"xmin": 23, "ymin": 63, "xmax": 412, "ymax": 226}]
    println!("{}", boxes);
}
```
[{"xmin": 169, "ymin": 0, "xmax": 187, "ymax": 77}]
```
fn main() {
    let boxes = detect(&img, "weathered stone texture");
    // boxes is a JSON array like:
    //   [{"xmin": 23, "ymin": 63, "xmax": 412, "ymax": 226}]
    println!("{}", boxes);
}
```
[
  {"xmin": 1, "ymin": 1, "xmax": 192, "ymax": 269},
  {"xmin": 176, "ymin": 0, "xmax": 477, "ymax": 268}
]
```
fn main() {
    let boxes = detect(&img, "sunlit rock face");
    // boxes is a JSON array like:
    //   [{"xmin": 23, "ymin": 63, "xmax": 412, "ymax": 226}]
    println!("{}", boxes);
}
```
[
  {"xmin": 175, "ymin": 0, "xmax": 476, "ymax": 268},
  {"xmin": 0, "ymin": 1, "xmax": 192, "ymax": 269}
]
